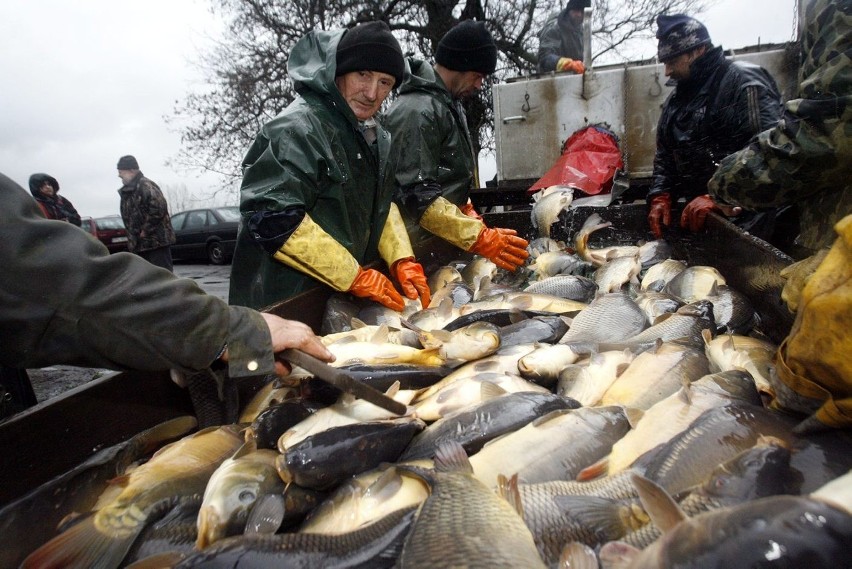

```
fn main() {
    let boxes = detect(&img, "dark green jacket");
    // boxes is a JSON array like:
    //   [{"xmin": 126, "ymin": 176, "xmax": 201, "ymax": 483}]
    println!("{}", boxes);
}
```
[
  {"xmin": 385, "ymin": 58, "xmax": 477, "ymax": 229},
  {"xmin": 537, "ymin": 8, "xmax": 584, "ymax": 73},
  {"xmin": 1, "ymin": 172, "xmax": 274, "ymax": 378},
  {"xmin": 709, "ymin": 0, "xmax": 852, "ymax": 253},
  {"xmin": 229, "ymin": 29, "xmax": 396, "ymax": 310}
]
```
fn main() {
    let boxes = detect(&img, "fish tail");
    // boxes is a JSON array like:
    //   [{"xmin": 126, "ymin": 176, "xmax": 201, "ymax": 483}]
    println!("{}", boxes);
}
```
[{"xmin": 21, "ymin": 512, "xmax": 141, "ymax": 569}]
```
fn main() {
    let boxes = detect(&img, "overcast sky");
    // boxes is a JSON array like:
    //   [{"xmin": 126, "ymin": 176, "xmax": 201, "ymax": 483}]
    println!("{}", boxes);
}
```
[{"xmin": 1, "ymin": 0, "xmax": 799, "ymax": 218}]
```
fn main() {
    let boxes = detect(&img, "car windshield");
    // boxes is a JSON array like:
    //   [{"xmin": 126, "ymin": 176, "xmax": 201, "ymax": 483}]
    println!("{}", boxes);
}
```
[
  {"xmin": 95, "ymin": 217, "xmax": 125, "ymax": 230},
  {"xmin": 214, "ymin": 207, "xmax": 240, "ymax": 222}
]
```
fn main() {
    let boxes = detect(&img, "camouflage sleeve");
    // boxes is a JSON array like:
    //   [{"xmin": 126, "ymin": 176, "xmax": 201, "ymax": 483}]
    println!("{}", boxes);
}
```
[{"xmin": 709, "ymin": 99, "xmax": 851, "ymax": 209}]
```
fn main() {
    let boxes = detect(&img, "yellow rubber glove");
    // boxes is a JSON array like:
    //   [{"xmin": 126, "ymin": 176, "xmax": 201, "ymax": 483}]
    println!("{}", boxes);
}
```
[
  {"xmin": 273, "ymin": 214, "xmax": 404, "ymax": 310},
  {"xmin": 419, "ymin": 197, "xmax": 530, "ymax": 271},
  {"xmin": 556, "ymin": 57, "xmax": 585, "ymax": 74}
]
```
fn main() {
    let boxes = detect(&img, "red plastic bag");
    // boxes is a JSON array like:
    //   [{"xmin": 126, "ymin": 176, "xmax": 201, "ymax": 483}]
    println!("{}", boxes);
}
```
[{"xmin": 528, "ymin": 125, "xmax": 624, "ymax": 196}]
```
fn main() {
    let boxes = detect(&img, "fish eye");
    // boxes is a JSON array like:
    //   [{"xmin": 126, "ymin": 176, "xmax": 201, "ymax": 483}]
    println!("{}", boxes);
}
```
[{"xmin": 239, "ymin": 490, "xmax": 257, "ymax": 503}]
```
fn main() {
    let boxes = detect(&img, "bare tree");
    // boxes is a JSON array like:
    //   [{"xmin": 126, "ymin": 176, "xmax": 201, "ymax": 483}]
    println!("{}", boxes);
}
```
[
  {"xmin": 169, "ymin": 0, "xmax": 714, "ymax": 187},
  {"xmin": 163, "ymin": 182, "xmax": 237, "ymax": 214}
]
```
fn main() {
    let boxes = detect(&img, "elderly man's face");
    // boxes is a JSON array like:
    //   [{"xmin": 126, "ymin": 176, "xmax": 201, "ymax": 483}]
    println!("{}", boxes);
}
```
[
  {"xmin": 335, "ymin": 70, "xmax": 396, "ymax": 121},
  {"xmin": 664, "ymin": 48, "xmax": 702, "ymax": 81}
]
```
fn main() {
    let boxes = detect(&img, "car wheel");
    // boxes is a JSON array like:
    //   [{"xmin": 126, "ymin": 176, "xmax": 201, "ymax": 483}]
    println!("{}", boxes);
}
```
[{"xmin": 207, "ymin": 241, "xmax": 226, "ymax": 265}]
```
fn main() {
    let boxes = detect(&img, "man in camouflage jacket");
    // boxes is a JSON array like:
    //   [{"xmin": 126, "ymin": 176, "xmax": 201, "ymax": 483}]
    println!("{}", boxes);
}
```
[
  {"xmin": 117, "ymin": 155, "xmax": 176, "ymax": 271},
  {"xmin": 708, "ymin": 0, "xmax": 852, "ymax": 255}
]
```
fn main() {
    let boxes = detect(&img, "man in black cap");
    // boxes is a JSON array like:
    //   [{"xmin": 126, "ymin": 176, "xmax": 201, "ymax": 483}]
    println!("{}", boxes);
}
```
[
  {"xmin": 384, "ymin": 20, "xmax": 529, "ymax": 273},
  {"xmin": 116, "ymin": 155, "xmax": 176, "ymax": 271},
  {"xmin": 229, "ymin": 21, "xmax": 430, "ymax": 312},
  {"xmin": 537, "ymin": 0, "xmax": 590, "ymax": 74},
  {"xmin": 646, "ymin": 14, "xmax": 783, "ymax": 240}
]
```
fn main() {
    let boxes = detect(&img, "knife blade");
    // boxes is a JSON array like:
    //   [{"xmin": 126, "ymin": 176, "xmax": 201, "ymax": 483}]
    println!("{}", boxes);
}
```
[{"xmin": 277, "ymin": 349, "xmax": 407, "ymax": 415}]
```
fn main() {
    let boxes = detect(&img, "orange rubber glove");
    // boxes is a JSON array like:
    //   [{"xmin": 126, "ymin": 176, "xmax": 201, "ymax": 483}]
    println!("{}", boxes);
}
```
[
  {"xmin": 681, "ymin": 194, "xmax": 721, "ymax": 233},
  {"xmin": 348, "ymin": 268, "xmax": 405, "ymax": 311},
  {"xmin": 556, "ymin": 57, "xmax": 585, "ymax": 74},
  {"xmin": 392, "ymin": 257, "xmax": 431, "ymax": 308},
  {"xmin": 460, "ymin": 200, "xmax": 483, "ymax": 221},
  {"xmin": 469, "ymin": 227, "xmax": 530, "ymax": 272},
  {"xmin": 647, "ymin": 193, "xmax": 672, "ymax": 239}
]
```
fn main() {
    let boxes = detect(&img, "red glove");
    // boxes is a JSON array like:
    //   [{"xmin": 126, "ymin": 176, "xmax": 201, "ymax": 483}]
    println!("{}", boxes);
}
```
[
  {"xmin": 469, "ymin": 227, "xmax": 530, "ymax": 272},
  {"xmin": 647, "ymin": 193, "xmax": 672, "ymax": 239},
  {"xmin": 556, "ymin": 57, "xmax": 585, "ymax": 74},
  {"xmin": 392, "ymin": 257, "xmax": 431, "ymax": 308},
  {"xmin": 460, "ymin": 200, "xmax": 483, "ymax": 221},
  {"xmin": 348, "ymin": 268, "xmax": 405, "ymax": 311},
  {"xmin": 680, "ymin": 194, "xmax": 721, "ymax": 233}
]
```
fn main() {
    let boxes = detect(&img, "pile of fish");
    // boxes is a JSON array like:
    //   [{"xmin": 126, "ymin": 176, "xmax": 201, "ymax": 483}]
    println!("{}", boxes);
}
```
[{"xmin": 20, "ymin": 211, "xmax": 852, "ymax": 569}]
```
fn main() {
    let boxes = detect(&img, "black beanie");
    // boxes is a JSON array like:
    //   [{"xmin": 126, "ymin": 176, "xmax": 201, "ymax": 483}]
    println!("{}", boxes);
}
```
[
  {"xmin": 117, "ymin": 155, "xmax": 139, "ymax": 170},
  {"xmin": 656, "ymin": 14, "xmax": 711, "ymax": 62},
  {"xmin": 335, "ymin": 21, "xmax": 404, "ymax": 86},
  {"xmin": 566, "ymin": 0, "xmax": 591, "ymax": 11},
  {"xmin": 435, "ymin": 20, "xmax": 497, "ymax": 75}
]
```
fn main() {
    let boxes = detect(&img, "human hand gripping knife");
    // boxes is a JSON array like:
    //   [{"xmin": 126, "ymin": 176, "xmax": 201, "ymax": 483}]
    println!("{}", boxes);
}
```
[
  {"xmin": 419, "ymin": 197, "xmax": 530, "ymax": 271},
  {"xmin": 273, "ymin": 203, "xmax": 428, "ymax": 311}
]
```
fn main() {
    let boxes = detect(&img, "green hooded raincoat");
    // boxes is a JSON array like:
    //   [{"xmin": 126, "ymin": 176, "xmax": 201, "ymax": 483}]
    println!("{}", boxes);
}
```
[{"xmin": 229, "ymin": 29, "xmax": 397, "ymax": 310}]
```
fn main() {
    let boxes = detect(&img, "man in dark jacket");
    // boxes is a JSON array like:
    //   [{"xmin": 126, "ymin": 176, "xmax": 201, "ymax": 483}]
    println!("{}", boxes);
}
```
[
  {"xmin": 646, "ymin": 14, "xmax": 783, "ymax": 239},
  {"xmin": 229, "ymin": 22, "xmax": 430, "ymax": 312},
  {"xmin": 384, "ymin": 21, "xmax": 529, "ymax": 272},
  {"xmin": 28, "ymin": 173, "xmax": 81, "ymax": 226},
  {"xmin": 537, "ymin": 0, "xmax": 590, "ymax": 74},
  {"xmin": 117, "ymin": 155, "xmax": 176, "ymax": 271},
  {"xmin": 1, "ymin": 171, "xmax": 333, "ymax": 416}
]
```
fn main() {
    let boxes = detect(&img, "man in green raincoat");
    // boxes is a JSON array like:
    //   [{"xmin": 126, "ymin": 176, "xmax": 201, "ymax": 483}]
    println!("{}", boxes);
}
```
[
  {"xmin": 384, "ymin": 21, "xmax": 529, "ymax": 273},
  {"xmin": 229, "ymin": 22, "xmax": 430, "ymax": 311}
]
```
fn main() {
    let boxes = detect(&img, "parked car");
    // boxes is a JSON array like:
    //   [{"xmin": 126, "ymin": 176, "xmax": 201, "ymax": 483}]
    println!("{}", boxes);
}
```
[
  {"xmin": 80, "ymin": 215, "xmax": 129, "ymax": 253},
  {"xmin": 170, "ymin": 206, "xmax": 240, "ymax": 265}
]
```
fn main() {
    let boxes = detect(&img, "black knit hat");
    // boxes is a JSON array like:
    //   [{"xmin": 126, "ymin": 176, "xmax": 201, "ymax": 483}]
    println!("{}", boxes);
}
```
[
  {"xmin": 117, "ymin": 155, "xmax": 139, "ymax": 170},
  {"xmin": 656, "ymin": 14, "xmax": 711, "ymax": 63},
  {"xmin": 435, "ymin": 21, "xmax": 497, "ymax": 75},
  {"xmin": 335, "ymin": 21, "xmax": 404, "ymax": 86},
  {"xmin": 566, "ymin": 0, "xmax": 591, "ymax": 11}
]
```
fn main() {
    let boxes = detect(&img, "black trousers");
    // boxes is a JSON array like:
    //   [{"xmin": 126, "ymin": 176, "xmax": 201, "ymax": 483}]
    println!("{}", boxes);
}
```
[{"xmin": 137, "ymin": 245, "xmax": 174, "ymax": 272}]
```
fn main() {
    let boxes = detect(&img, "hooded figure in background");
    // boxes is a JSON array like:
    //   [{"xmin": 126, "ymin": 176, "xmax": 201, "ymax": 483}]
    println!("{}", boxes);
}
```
[
  {"xmin": 28, "ymin": 173, "xmax": 81, "ymax": 226},
  {"xmin": 537, "ymin": 0, "xmax": 590, "ymax": 74},
  {"xmin": 384, "ymin": 20, "xmax": 529, "ymax": 272},
  {"xmin": 229, "ymin": 21, "xmax": 430, "ymax": 312}
]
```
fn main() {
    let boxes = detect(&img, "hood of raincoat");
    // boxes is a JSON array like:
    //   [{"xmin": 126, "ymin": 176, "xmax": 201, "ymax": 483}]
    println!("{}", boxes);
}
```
[{"xmin": 28, "ymin": 173, "xmax": 60, "ymax": 198}]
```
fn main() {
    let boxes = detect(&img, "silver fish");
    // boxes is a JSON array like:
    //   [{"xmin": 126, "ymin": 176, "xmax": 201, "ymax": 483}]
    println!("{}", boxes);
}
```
[
  {"xmin": 664, "ymin": 265, "xmax": 726, "ymax": 303},
  {"xmin": 557, "ymin": 349, "xmax": 636, "ymax": 406},
  {"xmin": 397, "ymin": 442, "xmax": 547, "ymax": 568},
  {"xmin": 559, "ymin": 292, "xmax": 648, "ymax": 346},
  {"xmin": 635, "ymin": 291, "xmax": 682, "ymax": 325},
  {"xmin": 594, "ymin": 254, "xmax": 642, "ymax": 293},
  {"xmin": 640, "ymin": 259, "xmax": 687, "ymax": 291},
  {"xmin": 524, "ymin": 274, "xmax": 598, "ymax": 302},
  {"xmin": 703, "ymin": 283, "xmax": 758, "ymax": 333},
  {"xmin": 528, "ymin": 251, "xmax": 592, "ymax": 279},
  {"xmin": 532, "ymin": 188, "xmax": 574, "ymax": 238}
]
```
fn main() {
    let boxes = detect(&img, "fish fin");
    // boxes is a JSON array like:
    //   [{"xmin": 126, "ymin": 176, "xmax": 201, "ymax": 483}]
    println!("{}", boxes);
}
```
[
  {"xmin": 433, "ymin": 441, "xmax": 473, "ymax": 474},
  {"xmin": 351, "ymin": 317, "xmax": 368, "ymax": 329},
  {"xmin": 369, "ymin": 324, "xmax": 390, "ymax": 344},
  {"xmin": 479, "ymin": 381, "xmax": 509, "ymax": 400},
  {"xmin": 427, "ymin": 329, "xmax": 454, "ymax": 343},
  {"xmin": 385, "ymin": 381, "xmax": 401, "ymax": 398},
  {"xmin": 559, "ymin": 542, "xmax": 599, "ymax": 569},
  {"xmin": 399, "ymin": 318, "xmax": 423, "ymax": 333},
  {"xmin": 21, "ymin": 512, "xmax": 142, "ymax": 569},
  {"xmin": 624, "ymin": 407, "xmax": 644, "ymax": 429},
  {"xmin": 701, "ymin": 328, "xmax": 713, "ymax": 345},
  {"xmin": 245, "ymin": 494, "xmax": 285, "ymax": 536},
  {"xmin": 646, "ymin": 278, "xmax": 666, "ymax": 292},
  {"xmin": 598, "ymin": 541, "xmax": 642, "ymax": 569},
  {"xmin": 630, "ymin": 472, "xmax": 686, "ymax": 531},
  {"xmin": 510, "ymin": 295, "xmax": 535, "ymax": 311},
  {"xmin": 230, "ymin": 439, "xmax": 257, "ymax": 460},
  {"xmin": 368, "ymin": 466, "xmax": 405, "ymax": 501},
  {"xmin": 576, "ymin": 456, "xmax": 609, "ymax": 481},
  {"xmin": 553, "ymin": 494, "xmax": 631, "ymax": 538},
  {"xmin": 508, "ymin": 308, "xmax": 530, "ymax": 324},
  {"xmin": 652, "ymin": 312, "xmax": 674, "ymax": 326},
  {"xmin": 496, "ymin": 474, "xmax": 526, "ymax": 520},
  {"xmin": 615, "ymin": 362, "xmax": 631, "ymax": 377}
]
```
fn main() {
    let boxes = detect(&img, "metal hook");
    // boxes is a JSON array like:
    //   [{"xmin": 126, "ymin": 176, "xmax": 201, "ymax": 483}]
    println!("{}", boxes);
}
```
[
  {"xmin": 522, "ymin": 92, "xmax": 531, "ymax": 113},
  {"xmin": 649, "ymin": 71, "xmax": 663, "ymax": 97}
]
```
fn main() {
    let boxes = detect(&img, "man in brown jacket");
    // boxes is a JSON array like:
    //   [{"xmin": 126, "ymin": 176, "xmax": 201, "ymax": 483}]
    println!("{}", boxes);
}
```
[{"xmin": 117, "ymin": 155, "xmax": 176, "ymax": 271}]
